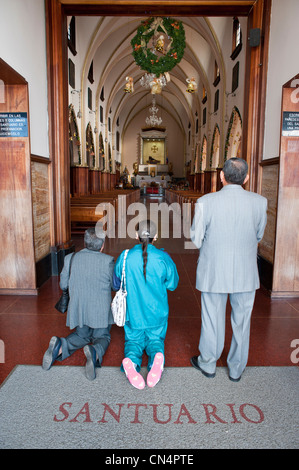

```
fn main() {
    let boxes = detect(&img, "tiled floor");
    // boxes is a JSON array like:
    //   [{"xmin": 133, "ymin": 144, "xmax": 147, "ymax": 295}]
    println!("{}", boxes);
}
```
[{"xmin": 0, "ymin": 196, "xmax": 298, "ymax": 384}]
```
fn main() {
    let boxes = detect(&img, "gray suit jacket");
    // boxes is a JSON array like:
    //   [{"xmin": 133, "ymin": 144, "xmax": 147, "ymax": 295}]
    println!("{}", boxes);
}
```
[
  {"xmin": 190, "ymin": 185, "xmax": 267, "ymax": 293},
  {"xmin": 60, "ymin": 249, "xmax": 115, "ymax": 329}
]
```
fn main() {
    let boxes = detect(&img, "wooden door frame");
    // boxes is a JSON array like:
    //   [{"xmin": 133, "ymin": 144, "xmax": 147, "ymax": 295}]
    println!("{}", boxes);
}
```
[{"xmin": 45, "ymin": 0, "xmax": 271, "ymax": 258}]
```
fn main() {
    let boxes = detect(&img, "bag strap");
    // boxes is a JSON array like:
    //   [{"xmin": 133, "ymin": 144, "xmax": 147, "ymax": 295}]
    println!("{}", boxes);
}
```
[
  {"xmin": 120, "ymin": 249, "xmax": 129, "ymax": 291},
  {"xmin": 69, "ymin": 252, "xmax": 75, "ymax": 278}
]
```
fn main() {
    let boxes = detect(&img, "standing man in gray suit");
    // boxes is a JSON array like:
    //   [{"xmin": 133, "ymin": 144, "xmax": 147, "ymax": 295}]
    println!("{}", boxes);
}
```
[
  {"xmin": 190, "ymin": 158, "xmax": 267, "ymax": 382},
  {"xmin": 42, "ymin": 228, "xmax": 115, "ymax": 380}
]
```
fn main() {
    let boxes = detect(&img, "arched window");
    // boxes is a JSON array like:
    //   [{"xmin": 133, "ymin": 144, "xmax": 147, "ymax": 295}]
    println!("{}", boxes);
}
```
[
  {"xmin": 213, "ymin": 61, "xmax": 220, "ymax": 87},
  {"xmin": 202, "ymin": 85, "xmax": 207, "ymax": 104},
  {"xmin": 100, "ymin": 86, "xmax": 105, "ymax": 102},
  {"xmin": 67, "ymin": 17, "xmax": 77, "ymax": 56},
  {"xmin": 88, "ymin": 61, "xmax": 94, "ymax": 84},
  {"xmin": 116, "ymin": 131, "xmax": 120, "ymax": 152},
  {"xmin": 231, "ymin": 17, "xmax": 242, "ymax": 60}
]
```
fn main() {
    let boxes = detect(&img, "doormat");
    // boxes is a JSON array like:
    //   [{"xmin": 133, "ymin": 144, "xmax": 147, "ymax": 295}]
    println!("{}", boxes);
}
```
[{"xmin": 0, "ymin": 365, "xmax": 298, "ymax": 450}]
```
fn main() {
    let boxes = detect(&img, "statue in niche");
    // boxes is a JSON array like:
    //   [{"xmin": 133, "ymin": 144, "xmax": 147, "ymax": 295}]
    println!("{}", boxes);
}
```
[
  {"xmin": 133, "ymin": 161, "xmax": 138, "ymax": 175},
  {"xmin": 168, "ymin": 161, "xmax": 173, "ymax": 176}
]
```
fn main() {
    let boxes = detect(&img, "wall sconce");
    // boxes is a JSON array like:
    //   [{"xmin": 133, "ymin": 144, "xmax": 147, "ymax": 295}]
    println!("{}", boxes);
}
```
[{"xmin": 226, "ymin": 91, "xmax": 236, "ymax": 98}]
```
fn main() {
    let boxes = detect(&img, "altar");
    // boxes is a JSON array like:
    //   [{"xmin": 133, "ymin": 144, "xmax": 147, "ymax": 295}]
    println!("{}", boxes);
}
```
[
  {"xmin": 138, "ymin": 163, "xmax": 168, "ymax": 174},
  {"xmin": 136, "ymin": 174, "xmax": 170, "ymax": 188},
  {"xmin": 135, "ymin": 126, "xmax": 172, "ymax": 189}
]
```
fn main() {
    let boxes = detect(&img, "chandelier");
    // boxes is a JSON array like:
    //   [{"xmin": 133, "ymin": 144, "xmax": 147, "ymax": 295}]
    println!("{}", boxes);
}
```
[
  {"xmin": 140, "ymin": 72, "xmax": 170, "ymax": 94},
  {"xmin": 145, "ymin": 97, "xmax": 163, "ymax": 127}
]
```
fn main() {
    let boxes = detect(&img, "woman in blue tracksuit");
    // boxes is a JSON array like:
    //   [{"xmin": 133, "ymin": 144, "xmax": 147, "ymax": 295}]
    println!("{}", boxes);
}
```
[{"xmin": 113, "ymin": 219, "xmax": 179, "ymax": 389}]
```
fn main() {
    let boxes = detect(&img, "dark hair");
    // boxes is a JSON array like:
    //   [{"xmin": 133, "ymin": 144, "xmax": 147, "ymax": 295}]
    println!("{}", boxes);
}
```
[
  {"xmin": 223, "ymin": 158, "xmax": 248, "ymax": 185},
  {"xmin": 136, "ymin": 220, "xmax": 157, "ymax": 281},
  {"xmin": 84, "ymin": 227, "xmax": 105, "ymax": 251}
]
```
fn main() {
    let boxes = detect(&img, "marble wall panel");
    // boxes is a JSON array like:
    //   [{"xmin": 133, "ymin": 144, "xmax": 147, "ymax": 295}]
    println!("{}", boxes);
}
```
[
  {"xmin": 259, "ymin": 163, "xmax": 279, "ymax": 264},
  {"xmin": 31, "ymin": 161, "xmax": 51, "ymax": 262}
]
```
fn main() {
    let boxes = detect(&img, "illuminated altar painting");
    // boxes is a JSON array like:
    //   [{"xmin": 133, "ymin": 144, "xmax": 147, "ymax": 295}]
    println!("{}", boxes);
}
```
[
  {"xmin": 142, "ymin": 138, "xmax": 165, "ymax": 164},
  {"xmin": 149, "ymin": 165, "xmax": 157, "ymax": 176}
]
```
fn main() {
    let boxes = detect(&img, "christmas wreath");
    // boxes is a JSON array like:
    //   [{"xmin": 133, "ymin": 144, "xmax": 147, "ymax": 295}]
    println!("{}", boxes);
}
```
[{"xmin": 131, "ymin": 17, "xmax": 185, "ymax": 77}]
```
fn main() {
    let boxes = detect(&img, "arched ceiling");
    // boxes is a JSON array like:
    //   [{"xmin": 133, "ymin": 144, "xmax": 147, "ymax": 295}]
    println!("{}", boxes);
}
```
[{"xmin": 75, "ymin": 16, "xmax": 230, "ymax": 134}]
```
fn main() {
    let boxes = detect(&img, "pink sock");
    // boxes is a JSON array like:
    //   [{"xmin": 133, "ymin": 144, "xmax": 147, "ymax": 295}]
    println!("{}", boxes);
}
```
[
  {"xmin": 122, "ymin": 358, "xmax": 145, "ymax": 390},
  {"xmin": 147, "ymin": 352, "xmax": 164, "ymax": 388}
]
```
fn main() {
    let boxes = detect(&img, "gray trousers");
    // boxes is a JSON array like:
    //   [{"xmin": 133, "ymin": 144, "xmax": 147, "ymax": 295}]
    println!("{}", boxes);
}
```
[
  {"xmin": 197, "ymin": 291, "xmax": 256, "ymax": 379},
  {"xmin": 60, "ymin": 325, "xmax": 111, "ymax": 365}
]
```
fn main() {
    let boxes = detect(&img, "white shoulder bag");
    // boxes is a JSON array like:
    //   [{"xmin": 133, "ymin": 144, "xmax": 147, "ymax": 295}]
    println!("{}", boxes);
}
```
[{"xmin": 111, "ymin": 249, "xmax": 129, "ymax": 327}]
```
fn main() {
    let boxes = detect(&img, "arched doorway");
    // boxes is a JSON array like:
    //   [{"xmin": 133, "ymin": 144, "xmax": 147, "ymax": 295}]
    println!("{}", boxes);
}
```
[
  {"xmin": 69, "ymin": 105, "xmax": 81, "ymax": 166},
  {"xmin": 225, "ymin": 107, "xmax": 242, "ymax": 161},
  {"xmin": 45, "ymin": 0, "xmax": 269, "ymax": 256},
  {"xmin": 194, "ymin": 142, "xmax": 199, "ymax": 173},
  {"xmin": 99, "ymin": 132, "xmax": 105, "ymax": 170},
  {"xmin": 200, "ymin": 135, "xmax": 208, "ymax": 171},
  {"xmin": 86, "ymin": 122, "xmax": 95, "ymax": 169},
  {"xmin": 210, "ymin": 124, "xmax": 220, "ymax": 169}
]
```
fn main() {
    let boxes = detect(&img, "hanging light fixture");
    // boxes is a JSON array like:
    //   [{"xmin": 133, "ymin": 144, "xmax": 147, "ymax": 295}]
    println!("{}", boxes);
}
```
[
  {"xmin": 139, "ymin": 72, "xmax": 170, "ymax": 94},
  {"xmin": 145, "ymin": 96, "xmax": 163, "ymax": 127}
]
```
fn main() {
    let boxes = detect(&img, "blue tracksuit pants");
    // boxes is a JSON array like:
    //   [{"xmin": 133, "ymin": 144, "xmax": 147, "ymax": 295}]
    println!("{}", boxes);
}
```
[{"xmin": 124, "ymin": 322, "xmax": 168, "ymax": 371}]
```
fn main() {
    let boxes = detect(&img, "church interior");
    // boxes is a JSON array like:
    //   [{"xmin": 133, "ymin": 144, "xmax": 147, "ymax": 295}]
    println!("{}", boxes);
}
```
[{"xmin": 0, "ymin": 0, "xmax": 298, "ymax": 407}]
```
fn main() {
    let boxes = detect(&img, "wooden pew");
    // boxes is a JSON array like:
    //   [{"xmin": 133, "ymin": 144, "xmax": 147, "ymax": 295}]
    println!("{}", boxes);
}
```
[
  {"xmin": 165, "ymin": 189, "xmax": 203, "ymax": 219},
  {"xmin": 70, "ymin": 189, "xmax": 140, "ymax": 233}
]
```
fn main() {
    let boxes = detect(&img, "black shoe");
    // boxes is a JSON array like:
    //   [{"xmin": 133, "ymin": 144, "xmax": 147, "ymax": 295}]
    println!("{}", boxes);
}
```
[
  {"xmin": 190, "ymin": 356, "xmax": 216, "ymax": 378},
  {"xmin": 229, "ymin": 375, "xmax": 242, "ymax": 382},
  {"xmin": 84, "ymin": 345, "xmax": 98, "ymax": 381},
  {"xmin": 42, "ymin": 336, "xmax": 61, "ymax": 370}
]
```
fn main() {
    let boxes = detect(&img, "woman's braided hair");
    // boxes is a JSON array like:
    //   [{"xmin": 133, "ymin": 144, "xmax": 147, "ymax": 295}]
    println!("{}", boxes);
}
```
[{"xmin": 136, "ymin": 220, "xmax": 157, "ymax": 281}]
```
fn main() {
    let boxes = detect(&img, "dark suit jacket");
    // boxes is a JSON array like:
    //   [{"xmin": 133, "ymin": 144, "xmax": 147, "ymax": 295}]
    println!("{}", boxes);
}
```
[{"xmin": 60, "ymin": 249, "xmax": 114, "ymax": 329}]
